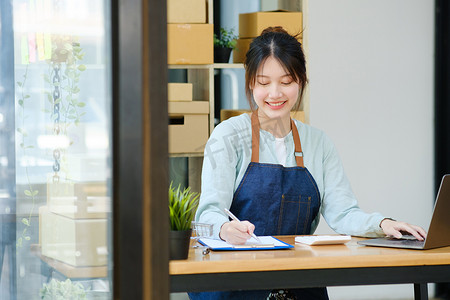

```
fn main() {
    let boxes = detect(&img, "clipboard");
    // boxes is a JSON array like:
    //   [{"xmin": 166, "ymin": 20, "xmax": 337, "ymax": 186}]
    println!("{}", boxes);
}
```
[{"xmin": 198, "ymin": 236, "xmax": 293, "ymax": 251}]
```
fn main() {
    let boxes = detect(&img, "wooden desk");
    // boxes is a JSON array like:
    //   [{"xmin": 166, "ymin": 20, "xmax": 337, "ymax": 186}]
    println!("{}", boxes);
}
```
[{"xmin": 170, "ymin": 236, "xmax": 450, "ymax": 300}]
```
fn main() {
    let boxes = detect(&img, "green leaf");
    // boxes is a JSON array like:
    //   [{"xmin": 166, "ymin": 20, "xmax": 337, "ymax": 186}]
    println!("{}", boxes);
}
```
[
  {"xmin": 22, "ymin": 218, "xmax": 30, "ymax": 226},
  {"xmin": 43, "ymin": 74, "xmax": 51, "ymax": 83},
  {"xmin": 77, "ymin": 102, "xmax": 86, "ymax": 107},
  {"xmin": 24, "ymin": 190, "xmax": 32, "ymax": 196},
  {"xmin": 63, "ymin": 42, "xmax": 73, "ymax": 51},
  {"xmin": 77, "ymin": 64, "xmax": 86, "ymax": 71},
  {"xmin": 17, "ymin": 237, "xmax": 23, "ymax": 247},
  {"xmin": 17, "ymin": 81, "xmax": 23, "ymax": 87},
  {"xmin": 168, "ymin": 182, "xmax": 199, "ymax": 230},
  {"xmin": 18, "ymin": 99, "xmax": 24, "ymax": 106},
  {"xmin": 24, "ymin": 236, "xmax": 31, "ymax": 241},
  {"xmin": 24, "ymin": 95, "xmax": 30, "ymax": 99}
]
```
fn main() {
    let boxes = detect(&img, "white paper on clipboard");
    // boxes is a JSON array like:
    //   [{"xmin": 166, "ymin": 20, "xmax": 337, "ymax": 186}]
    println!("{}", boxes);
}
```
[
  {"xmin": 295, "ymin": 235, "xmax": 351, "ymax": 246},
  {"xmin": 199, "ymin": 236, "xmax": 293, "ymax": 251}
]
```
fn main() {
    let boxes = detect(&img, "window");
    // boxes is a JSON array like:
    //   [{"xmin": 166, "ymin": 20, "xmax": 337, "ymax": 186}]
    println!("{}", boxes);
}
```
[{"xmin": 1, "ymin": 0, "xmax": 112, "ymax": 298}]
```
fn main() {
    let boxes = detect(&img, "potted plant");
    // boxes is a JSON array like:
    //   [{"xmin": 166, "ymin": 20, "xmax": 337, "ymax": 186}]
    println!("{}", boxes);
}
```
[
  {"xmin": 213, "ymin": 27, "xmax": 238, "ymax": 63},
  {"xmin": 169, "ymin": 183, "xmax": 200, "ymax": 260},
  {"xmin": 40, "ymin": 279, "xmax": 87, "ymax": 300}
]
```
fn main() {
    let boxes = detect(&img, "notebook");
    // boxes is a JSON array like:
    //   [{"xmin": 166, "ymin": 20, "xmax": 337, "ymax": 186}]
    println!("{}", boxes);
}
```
[
  {"xmin": 357, "ymin": 174, "xmax": 450, "ymax": 250},
  {"xmin": 198, "ymin": 236, "xmax": 293, "ymax": 251}
]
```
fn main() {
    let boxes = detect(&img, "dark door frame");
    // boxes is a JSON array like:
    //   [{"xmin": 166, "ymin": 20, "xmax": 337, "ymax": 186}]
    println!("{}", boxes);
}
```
[
  {"xmin": 435, "ymin": 0, "xmax": 450, "ymax": 298},
  {"xmin": 112, "ymin": 0, "xmax": 169, "ymax": 299}
]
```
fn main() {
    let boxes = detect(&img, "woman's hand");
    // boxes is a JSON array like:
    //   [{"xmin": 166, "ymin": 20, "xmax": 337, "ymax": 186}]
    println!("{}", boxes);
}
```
[
  {"xmin": 219, "ymin": 220, "xmax": 256, "ymax": 245},
  {"xmin": 380, "ymin": 218, "xmax": 427, "ymax": 241}
]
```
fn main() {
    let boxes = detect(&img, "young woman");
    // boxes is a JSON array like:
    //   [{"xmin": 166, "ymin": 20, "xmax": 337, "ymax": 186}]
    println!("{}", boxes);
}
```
[{"xmin": 189, "ymin": 27, "xmax": 426, "ymax": 300}]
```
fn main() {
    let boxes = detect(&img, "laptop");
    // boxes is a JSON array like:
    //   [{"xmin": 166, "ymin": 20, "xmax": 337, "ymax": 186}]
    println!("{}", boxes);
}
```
[{"xmin": 357, "ymin": 174, "xmax": 450, "ymax": 250}]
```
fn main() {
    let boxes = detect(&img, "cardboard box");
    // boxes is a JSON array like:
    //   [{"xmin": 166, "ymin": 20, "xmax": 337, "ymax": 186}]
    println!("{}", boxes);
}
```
[
  {"xmin": 233, "ymin": 38, "xmax": 253, "ymax": 63},
  {"xmin": 290, "ymin": 110, "xmax": 305, "ymax": 122},
  {"xmin": 167, "ymin": 0, "xmax": 206, "ymax": 23},
  {"xmin": 47, "ymin": 178, "xmax": 109, "ymax": 219},
  {"xmin": 239, "ymin": 11, "xmax": 303, "ymax": 38},
  {"xmin": 168, "ymin": 24, "xmax": 213, "ymax": 64},
  {"xmin": 40, "ymin": 206, "xmax": 107, "ymax": 267},
  {"xmin": 168, "ymin": 100, "xmax": 209, "ymax": 114},
  {"xmin": 65, "ymin": 154, "xmax": 108, "ymax": 182},
  {"xmin": 47, "ymin": 196, "xmax": 110, "ymax": 219},
  {"xmin": 168, "ymin": 83, "xmax": 193, "ymax": 101},
  {"xmin": 169, "ymin": 101, "xmax": 209, "ymax": 153}
]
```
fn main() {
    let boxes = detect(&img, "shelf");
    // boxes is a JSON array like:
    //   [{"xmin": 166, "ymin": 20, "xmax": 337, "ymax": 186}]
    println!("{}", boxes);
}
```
[
  {"xmin": 169, "ymin": 64, "xmax": 211, "ymax": 69},
  {"xmin": 213, "ymin": 63, "xmax": 244, "ymax": 69},
  {"xmin": 168, "ymin": 63, "xmax": 244, "ymax": 69},
  {"xmin": 30, "ymin": 244, "xmax": 107, "ymax": 279},
  {"xmin": 169, "ymin": 153, "xmax": 204, "ymax": 158}
]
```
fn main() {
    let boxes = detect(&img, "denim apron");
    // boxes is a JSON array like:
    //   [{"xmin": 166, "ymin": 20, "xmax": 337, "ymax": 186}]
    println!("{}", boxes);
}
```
[{"xmin": 189, "ymin": 112, "xmax": 328, "ymax": 300}]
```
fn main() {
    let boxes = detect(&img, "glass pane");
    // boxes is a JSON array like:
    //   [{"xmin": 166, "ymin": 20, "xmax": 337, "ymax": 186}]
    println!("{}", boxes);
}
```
[{"xmin": 1, "ymin": 0, "xmax": 112, "ymax": 299}]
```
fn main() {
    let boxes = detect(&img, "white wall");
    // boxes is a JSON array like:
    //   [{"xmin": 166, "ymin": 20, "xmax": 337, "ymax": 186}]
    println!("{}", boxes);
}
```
[{"xmin": 308, "ymin": 0, "xmax": 435, "ymax": 299}]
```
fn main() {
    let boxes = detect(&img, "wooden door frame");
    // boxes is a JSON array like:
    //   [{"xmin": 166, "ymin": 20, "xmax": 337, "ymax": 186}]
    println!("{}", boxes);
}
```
[{"xmin": 112, "ymin": 0, "xmax": 169, "ymax": 299}]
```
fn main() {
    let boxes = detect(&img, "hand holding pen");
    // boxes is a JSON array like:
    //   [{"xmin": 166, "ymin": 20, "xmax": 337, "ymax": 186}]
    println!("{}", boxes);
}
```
[{"xmin": 221, "ymin": 208, "xmax": 262, "ymax": 244}]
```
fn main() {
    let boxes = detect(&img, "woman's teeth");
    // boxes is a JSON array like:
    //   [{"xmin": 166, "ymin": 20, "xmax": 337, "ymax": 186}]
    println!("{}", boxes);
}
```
[{"xmin": 267, "ymin": 101, "xmax": 286, "ymax": 107}]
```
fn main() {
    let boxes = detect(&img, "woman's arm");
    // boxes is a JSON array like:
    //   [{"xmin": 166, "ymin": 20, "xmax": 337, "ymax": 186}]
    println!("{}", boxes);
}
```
[
  {"xmin": 320, "ymin": 134, "xmax": 426, "ymax": 239},
  {"xmin": 194, "ymin": 121, "xmax": 240, "ymax": 239}
]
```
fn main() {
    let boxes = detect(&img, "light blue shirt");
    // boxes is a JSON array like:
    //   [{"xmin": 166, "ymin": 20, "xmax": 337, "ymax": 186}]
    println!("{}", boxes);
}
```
[{"xmin": 196, "ymin": 113, "xmax": 386, "ymax": 239}]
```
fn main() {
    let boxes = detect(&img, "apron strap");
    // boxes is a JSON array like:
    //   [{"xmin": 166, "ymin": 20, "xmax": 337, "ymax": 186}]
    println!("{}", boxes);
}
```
[
  {"xmin": 251, "ymin": 111, "xmax": 260, "ymax": 163},
  {"xmin": 291, "ymin": 119, "xmax": 304, "ymax": 167},
  {"xmin": 251, "ymin": 111, "xmax": 305, "ymax": 167}
]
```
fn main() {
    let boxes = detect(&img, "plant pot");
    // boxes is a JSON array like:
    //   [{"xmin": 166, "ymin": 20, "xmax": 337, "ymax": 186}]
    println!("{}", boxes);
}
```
[
  {"xmin": 214, "ymin": 47, "xmax": 232, "ymax": 63},
  {"xmin": 169, "ymin": 229, "xmax": 192, "ymax": 260}
]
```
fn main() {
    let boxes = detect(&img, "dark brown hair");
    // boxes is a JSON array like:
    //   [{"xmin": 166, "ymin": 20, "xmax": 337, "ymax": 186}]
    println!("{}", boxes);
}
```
[{"xmin": 244, "ymin": 26, "xmax": 307, "ymax": 111}]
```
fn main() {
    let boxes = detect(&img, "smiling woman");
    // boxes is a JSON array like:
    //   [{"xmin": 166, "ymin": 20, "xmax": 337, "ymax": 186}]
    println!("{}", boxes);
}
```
[{"xmin": 190, "ymin": 25, "xmax": 427, "ymax": 300}]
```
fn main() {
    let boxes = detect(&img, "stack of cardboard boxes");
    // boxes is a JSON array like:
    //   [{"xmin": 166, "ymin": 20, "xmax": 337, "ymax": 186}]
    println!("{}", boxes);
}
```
[
  {"xmin": 168, "ymin": 83, "xmax": 209, "ymax": 153},
  {"xmin": 167, "ymin": 0, "xmax": 212, "ymax": 154},
  {"xmin": 40, "ymin": 173, "xmax": 109, "ymax": 267},
  {"xmin": 233, "ymin": 10, "xmax": 303, "ymax": 63},
  {"xmin": 167, "ymin": 0, "xmax": 212, "ymax": 65}
]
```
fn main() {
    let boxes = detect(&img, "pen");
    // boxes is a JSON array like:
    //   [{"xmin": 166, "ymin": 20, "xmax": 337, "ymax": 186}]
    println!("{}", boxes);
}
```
[{"xmin": 224, "ymin": 208, "xmax": 261, "ymax": 243}]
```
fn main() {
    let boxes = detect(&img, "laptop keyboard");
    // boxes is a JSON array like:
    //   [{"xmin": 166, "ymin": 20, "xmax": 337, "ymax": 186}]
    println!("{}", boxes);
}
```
[{"xmin": 386, "ymin": 236, "xmax": 425, "ymax": 248}]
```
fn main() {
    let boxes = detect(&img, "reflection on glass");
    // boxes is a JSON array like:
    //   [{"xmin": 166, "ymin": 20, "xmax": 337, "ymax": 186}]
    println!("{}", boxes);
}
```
[{"xmin": 1, "ymin": 0, "xmax": 112, "ymax": 299}]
